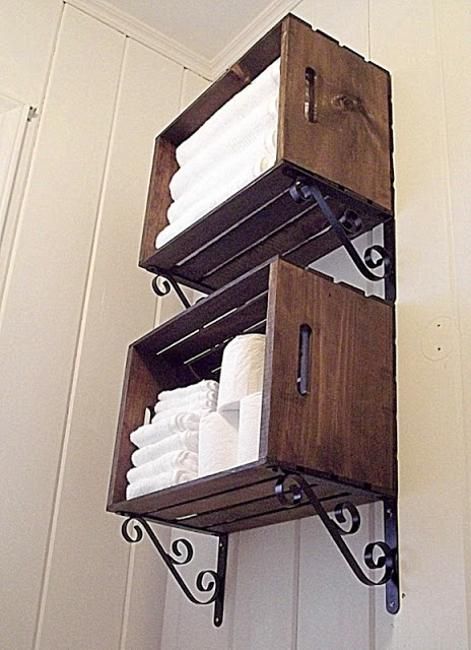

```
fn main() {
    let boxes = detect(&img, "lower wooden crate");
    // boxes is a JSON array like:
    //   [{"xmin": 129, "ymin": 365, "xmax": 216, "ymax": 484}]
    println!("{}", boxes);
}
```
[
  {"xmin": 107, "ymin": 257, "xmax": 396, "ymax": 533},
  {"xmin": 110, "ymin": 461, "xmax": 385, "ymax": 535}
]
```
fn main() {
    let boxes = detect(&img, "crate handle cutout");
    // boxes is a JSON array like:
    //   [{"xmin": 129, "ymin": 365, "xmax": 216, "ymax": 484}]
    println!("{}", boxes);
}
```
[
  {"xmin": 304, "ymin": 67, "xmax": 317, "ymax": 123},
  {"xmin": 297, "ymin": 323, "xmax": 312, "ymax": 396}
]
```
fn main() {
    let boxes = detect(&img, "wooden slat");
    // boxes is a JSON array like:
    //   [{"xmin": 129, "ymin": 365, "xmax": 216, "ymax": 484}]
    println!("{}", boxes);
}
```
[
  {"xmin": 143, "ymin": 164, "xmax": 291, "ymax": 271},
  {"xmin": 165, "ymin": 292, "xmax": 268, "ymax": 363},
  {"xmin": 135, "ymin": 262, "xmax": 269, "ymax": 354},
  {"xmin": 109, "ymin": 462, "xmax": 273, "ymax": 515},
  {"xmin": 175, "ymin": 187, "xmax": 303, "ymax": 280}
]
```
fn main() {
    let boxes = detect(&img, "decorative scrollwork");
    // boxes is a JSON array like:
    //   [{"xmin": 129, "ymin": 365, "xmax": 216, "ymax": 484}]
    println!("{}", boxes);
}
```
[
  {"xmin": 274, "ymin": 474, "xmax": 304, "ymax": 507},
  {"xmin": 150, "ymin": 271, "xmax": 192, "ymax": 309},
  {"xmin": 275, "ymin": 474, "xmax": 397, "ymax": 587},
  {"xmin": 333, "ymin": 502, "xmax": 361, "ymax": 535},
  {"xmin": 120, "ymin": 517, "xmax": 226, "ymax": 610},
  {"xmin": 289, "ymin": 180, "xmax": 392, "ymax": 282},
  {"xmin": 151, "ymin": 274, "xmax": 172, "ymax": 298},
  {"xmin": 170, "ymin": 538, "xmax": 194, "ymax": 565}
]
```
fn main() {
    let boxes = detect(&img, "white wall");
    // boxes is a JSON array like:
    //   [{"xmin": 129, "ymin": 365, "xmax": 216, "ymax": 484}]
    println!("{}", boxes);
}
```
[
  {"xmin": 0, "ymin": 2, "xmax": 207, "ymax": 649},
  {"xmin": 1, "ymin": 1, "xmax": 470, "ymax": 649}
]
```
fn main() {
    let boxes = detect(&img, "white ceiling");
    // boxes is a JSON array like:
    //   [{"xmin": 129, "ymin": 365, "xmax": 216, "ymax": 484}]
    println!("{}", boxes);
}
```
[{"xmin": 105, "ymin": 0, "xmax": 280, "ymax": 60}]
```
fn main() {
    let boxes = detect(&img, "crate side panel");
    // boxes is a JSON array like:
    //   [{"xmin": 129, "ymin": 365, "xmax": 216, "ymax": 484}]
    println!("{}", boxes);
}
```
[
  {"xmin": 279, "ymin": 19, "xmax": 392, "ymax": 211},
  {"xmin": 266, "ymin": 260, "xmax": 395, "ymax": 493}
]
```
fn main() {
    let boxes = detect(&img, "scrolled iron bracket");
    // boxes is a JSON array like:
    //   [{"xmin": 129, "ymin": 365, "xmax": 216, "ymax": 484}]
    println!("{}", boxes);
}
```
[
  {"xmin": 275, "ymin": 473, "xmax": 400, "ymax": 614},
  {"xmin": 150, "ymin": 270, "xmax": 192, "ymax": 310},
  {"xmin": 121, "ymin": 516, "xmax": 228, "ymax": 626},
  {"xmin": 289, "ymin": 180, "xmax": 392, "ymax": 283}
]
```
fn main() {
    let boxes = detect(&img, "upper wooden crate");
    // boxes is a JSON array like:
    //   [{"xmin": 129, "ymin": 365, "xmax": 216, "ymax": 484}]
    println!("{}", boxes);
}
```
[
  {"xmin": 108, "ymin": 258, "xmax": 396, "ymax": 534},
  {"xmin": 140, "ymin": 14, "xmax": 393, "ymax": 293}
]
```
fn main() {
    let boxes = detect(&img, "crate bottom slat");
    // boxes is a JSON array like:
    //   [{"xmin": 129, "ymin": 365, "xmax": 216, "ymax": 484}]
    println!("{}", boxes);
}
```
[{"xmin": 110, "ymin": 463, "xmax": 391, "ymax": 534}]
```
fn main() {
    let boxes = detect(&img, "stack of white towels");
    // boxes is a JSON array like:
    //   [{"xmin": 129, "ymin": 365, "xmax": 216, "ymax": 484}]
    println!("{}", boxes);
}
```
[
  {"xmin": 126, "ymin": 334, "xmax": 266, "ymax": 500},
  {"xmin": 156, "ymin": 59, "xmax": 281, "ymax": 248},
  {"xmin": 126, "ymin": 380, "xmax": 218, "ymax": 499}
]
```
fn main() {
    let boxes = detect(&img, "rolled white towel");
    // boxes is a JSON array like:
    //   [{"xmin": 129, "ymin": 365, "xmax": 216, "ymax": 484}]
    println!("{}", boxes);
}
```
[
  {"xmin": 198, "ymin": 411, "xmax": 239, "ymax": 477},
  {"xmin": 158, "ymin": 380, "xmax": 219, "ymax": 401},
  {"xmin": 130, "ymin": 422, "xmax": 161, "ymax": 449},
  {"xmin": 218, "ymin": 334, "xmax": 266, "ymax": 411},
  {"xmin": 156, "ymin": 136, "xmax": 276, "ymax": 247},
  {"xmin": 127, "ymin": 450, "xmax": 198, "ymax": 484},
  {"xmin": 130, "ymin": 413, "xmax": 199, "ymax": 448},
  {"xmin": 167, "ymin": 127, "xmax": 276, "ymax": 223},
  {"xmin": 169, "ymin": 94, "xmax": 278, "ymax": 202},
  {"xmin": 126, "ymin": 469, "xmax": 196, "ymax": 499},
  {"xmin": 153, "ymin": 394, "xmax": 217, "ymax": 414},
  {"xmin": 150, "ymin": 411, "xmax": 200, "ymax": 436},
  {"xmin": 176, "ymin": 58, "xmax": 280, "ymax": 166},
  {"xmin": 131, "ymin": 430, "xmax": 199, "ymax": 467}
]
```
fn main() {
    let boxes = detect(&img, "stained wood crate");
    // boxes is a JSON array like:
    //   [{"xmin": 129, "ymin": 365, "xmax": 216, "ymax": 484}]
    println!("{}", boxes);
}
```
[
  {"xmin": 140, "ymin": 13, "xmax": 393, "ymax": 292},
  {"xmin": 108, "ymin": 258, "xmax": 396, "ymax": 534}
]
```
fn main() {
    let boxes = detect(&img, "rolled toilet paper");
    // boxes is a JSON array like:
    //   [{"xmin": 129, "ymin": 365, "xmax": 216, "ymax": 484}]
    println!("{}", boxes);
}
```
[
  {"xmin": 237, "ymin": 392, "xmax": 263, "ymax": 465},
  {"xmin": 198, "ymin": 411, "xmax": 239, "ymax": 477},
  {"xmin": 217, "ymin": 334, "xmax": 266, "ymax": 412}
]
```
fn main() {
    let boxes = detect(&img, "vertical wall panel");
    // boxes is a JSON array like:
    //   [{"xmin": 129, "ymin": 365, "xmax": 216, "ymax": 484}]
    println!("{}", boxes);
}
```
[
  {"xmin": 0, "ymin": 0, "xmax": 63, "ymax": 105},
  {"xmin": 231, "ymin": 523, "xmax": 299, "ymax": 649},
  {"xmin": 434, "ymin": 0, "xmax": 471, "ymax": 636},
  {"xmin": 370, "ymin": 0, "xmax": 468, "ymax": 647},
  {"xmin": 0, "ymin": 7, "xmax": 124, "ymax": 649},
  {"xmin": 35, "ymin": 36, "xmax": 185, "ymax": 650}
]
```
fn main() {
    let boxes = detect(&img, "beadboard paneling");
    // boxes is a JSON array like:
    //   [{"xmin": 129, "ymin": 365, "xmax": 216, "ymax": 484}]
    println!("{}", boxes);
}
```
[
  {"xmin": 0, "ymin": 6, "xmax": 125, "ymax": 649},
  {"xmin": 369, "ymin": 0, "xmax": 468, "ymax": 646},
  {"xmin": 0, "ymin": 0, "xmax": 63, "ymax": 105},
  {"xmin": 35, "ymin": 35, "xmax": 184, "ymax": 649}
]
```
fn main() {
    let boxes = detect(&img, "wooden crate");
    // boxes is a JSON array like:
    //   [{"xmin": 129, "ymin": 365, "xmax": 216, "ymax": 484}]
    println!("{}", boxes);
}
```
[
  {"xmin": 140, "ymin": 14, "xmax": 393, "ymax": 292},
  {"xmin": 107, "ymin": 258, "xmax": 396, "ymax": 534}
]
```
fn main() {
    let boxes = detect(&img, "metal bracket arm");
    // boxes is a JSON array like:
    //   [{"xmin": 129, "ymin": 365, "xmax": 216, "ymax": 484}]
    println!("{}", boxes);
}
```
[
  {"xmin": 150, "ymin": 271, "xmax": 192, "ymax": 310},
  {"xmin": 121, "ymin": 516, "xmax": 228, "ymax": 626},
  {"xmin": 289, "ymin": 180, "xmax": 392, "ymax": 283},
  {"xmin": 275, "ymin": 473, "xmax": 400, "ymax": 614}
]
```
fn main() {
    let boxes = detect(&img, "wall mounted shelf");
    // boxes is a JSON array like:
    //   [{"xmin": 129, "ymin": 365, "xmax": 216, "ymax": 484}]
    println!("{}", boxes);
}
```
[
  {"xmin": 108, "ymin": 12, "xmax": 398, "ymax": 628},
  {"xmin": 108, "ymin": 259, "xmax": 398, "ymax": 621},
  {"xmin": 140, "ymin": 14, "xmax": 393, "ymax": 294}
]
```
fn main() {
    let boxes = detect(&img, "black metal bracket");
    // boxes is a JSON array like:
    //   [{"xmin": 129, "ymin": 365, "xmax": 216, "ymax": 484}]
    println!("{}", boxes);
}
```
[
  {"xmin": 289, "ymin": 180, "xmax": 393, "ymax": 286},
  {"xmin": 121, "ymin": 516, "xmax": 228, "ymax": 626},
  {"xmin": 150, "ymin": 271, "xmax": 192, "ymax": 310},
  {"xmin": 275, "ymin": 473, "xmax": 400, "ymax": 614}
]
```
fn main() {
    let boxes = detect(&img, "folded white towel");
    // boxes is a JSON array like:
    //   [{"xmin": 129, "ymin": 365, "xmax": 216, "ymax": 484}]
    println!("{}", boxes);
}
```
[
  {"xmin": 198, "ymin": 411, "xmax": 239, "ymax": 477},
  {"xmin": 156, "ymin": 137, "xmax": 276, "ymax": 248},
  {"xmin": 130, "ymin": 413, "xmax": 200, "ymax": 448},
  {"xmin": 127, "ymin": 450, "xmax": 198, "ymax": 484},
  {"xmin": 130, "ymin": 422, "xmax": 161, "ymax": 449},
  {"xmin": 167, "ymin": 128, "xmax": 276, "ymax": 224},
  {"xmin": 176, "ymin": 59, "xmax": 280, "ymax": 166},
  {"xmin": 153, "ymin": 394, "xmax": 217, "ymax": 414},
  {"xmin": 158, "ymin": 380, "xmax": 219, "ymax": 401},
  {"xmin": 150, "ymin": 411, "xmax": 200, "ymax": 436},
  {"xmin": 131, "ymin": 430, "xmax": 199, "ymax": 467},
  {"xmin": 169, "ymin": 94, "xmax": 278, "ymax": 202},
  {"xmin": 218, "ymin": 334, "xmax": 266, "ymax": 411},
  {"xmin": 238, "ymin": 392, "xmax": 263, "ymax": 465},
  {"xmin": 126, "ymin": 470, "xmax": 196, "ymax": 499}
]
